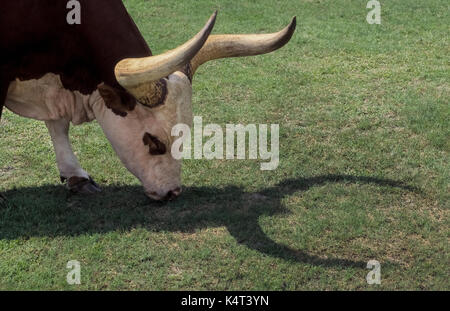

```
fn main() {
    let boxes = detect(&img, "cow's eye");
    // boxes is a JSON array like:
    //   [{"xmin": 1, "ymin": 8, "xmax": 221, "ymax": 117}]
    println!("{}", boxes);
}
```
[{"xmin": 143, "ymin": 133, "xmax": 167, "ymax": 155}]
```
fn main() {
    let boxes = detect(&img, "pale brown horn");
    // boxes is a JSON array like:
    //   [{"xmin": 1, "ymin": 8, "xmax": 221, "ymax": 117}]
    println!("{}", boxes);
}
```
[
  {"xmin": 114, "ymin": 11, "xmax": 217, "ymax": 99},
  {"xmin": 191, "ymin": 17, "xmax": 296, "ymax": 74}
]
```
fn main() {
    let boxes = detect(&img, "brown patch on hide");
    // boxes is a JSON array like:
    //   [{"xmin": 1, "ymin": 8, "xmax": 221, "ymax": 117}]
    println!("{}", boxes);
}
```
[
  {"xmin": 98, "ymin": 83, "xmax": 136, "ymax": 117},
  {"xmin": 180, "ymin": 62, "xmax": 193, "ymax": 83},
  {"xmin": 143, "ymin": 132, "xmax": 167, "ymax": 155},
  {"xmin": 2, "ymin": 0, "xmax": 153, "ymax": 114}
]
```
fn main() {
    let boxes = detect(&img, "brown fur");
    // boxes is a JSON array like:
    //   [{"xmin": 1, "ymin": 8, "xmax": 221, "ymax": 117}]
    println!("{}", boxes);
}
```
[
  {"xmin": 98, "ymin": 83, "xmax": 136, "ymax": 117},
  {"xmin": 0, "ymin": 0, "xmax": 152, "ymax": 118}
]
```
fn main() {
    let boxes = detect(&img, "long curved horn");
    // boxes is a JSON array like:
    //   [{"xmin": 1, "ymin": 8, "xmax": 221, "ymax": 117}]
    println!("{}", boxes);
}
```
[
  {"xmin": 115, "ymin": 11, "xmax": 217, "ymax": 102},
  {"xmin": 191, "ymin": 17, "xmax": 296, "ymax": 75}
]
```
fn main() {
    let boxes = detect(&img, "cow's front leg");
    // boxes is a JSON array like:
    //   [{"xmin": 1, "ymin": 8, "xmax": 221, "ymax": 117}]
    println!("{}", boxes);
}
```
[{"xmin": 45, "ymin": 119, "xmax": 101, "ymax": 194}]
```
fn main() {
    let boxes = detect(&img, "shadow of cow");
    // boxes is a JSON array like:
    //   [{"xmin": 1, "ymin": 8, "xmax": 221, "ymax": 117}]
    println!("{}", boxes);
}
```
[{"xmin": 0, "ymin": 174, "xmax": 420, "ymax": 269}]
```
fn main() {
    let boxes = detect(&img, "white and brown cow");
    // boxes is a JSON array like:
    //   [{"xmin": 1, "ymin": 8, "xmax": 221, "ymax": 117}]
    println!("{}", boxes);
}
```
[{"xmin": 1, "ymin": 1, "xmax": 296, "ymax": 201}]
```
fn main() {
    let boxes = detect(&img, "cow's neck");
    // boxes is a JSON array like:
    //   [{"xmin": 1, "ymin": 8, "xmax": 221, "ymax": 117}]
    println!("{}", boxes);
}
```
[{"xmin": 5, "ymin": 73, "xmax": 108, "ymax": 125}]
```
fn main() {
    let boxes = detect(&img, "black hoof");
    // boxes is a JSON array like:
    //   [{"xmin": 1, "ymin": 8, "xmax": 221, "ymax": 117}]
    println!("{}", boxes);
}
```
[{"xmin": 65, "ymin": 176, "xmax": 102, "ymax": 194}]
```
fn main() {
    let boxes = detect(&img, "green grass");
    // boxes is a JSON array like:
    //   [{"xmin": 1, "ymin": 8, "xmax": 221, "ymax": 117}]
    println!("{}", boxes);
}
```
[{"xmin": 0, "ymin": 0, "xmax": 448, "ymax": 290}]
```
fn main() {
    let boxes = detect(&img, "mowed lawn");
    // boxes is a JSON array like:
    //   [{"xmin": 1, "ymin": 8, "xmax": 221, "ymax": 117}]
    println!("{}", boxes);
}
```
[{"xmin": 0, "ymin": 0, "xmax": 448, "ymax": 290}]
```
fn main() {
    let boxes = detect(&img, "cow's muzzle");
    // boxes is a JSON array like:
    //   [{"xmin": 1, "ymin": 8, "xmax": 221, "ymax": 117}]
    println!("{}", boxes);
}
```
[{"xmin": 145, "ymin": 187, "xmax": 182, "ymax": 202}]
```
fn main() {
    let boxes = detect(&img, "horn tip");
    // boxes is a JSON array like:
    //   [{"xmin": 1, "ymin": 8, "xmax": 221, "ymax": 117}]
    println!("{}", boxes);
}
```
[
  {"xmin": 290, "ymin": 16, "xmax": 297, "ymax": 31},
  {"xmin": 271, "ymin": 16, "xmax": 296, "ymax": 50},
  {"xmin": 205, "ymin": 11, "xmax": 218, "ymax": 31},
  {"xmin": 211, "ymin": 10, "xmax": 218, "ymax": 21}
]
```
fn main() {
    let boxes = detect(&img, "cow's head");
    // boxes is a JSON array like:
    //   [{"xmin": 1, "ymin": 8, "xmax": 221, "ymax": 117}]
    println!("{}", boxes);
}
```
[{"xmin": 96, "ymin": 12, "xmax": 296, "ymax": 201}]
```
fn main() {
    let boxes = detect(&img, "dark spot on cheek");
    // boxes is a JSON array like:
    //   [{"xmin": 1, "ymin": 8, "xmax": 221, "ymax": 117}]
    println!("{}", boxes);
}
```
[{"xmin": 143, "ymin": 132, "xmax": 167, "ymax": 155}]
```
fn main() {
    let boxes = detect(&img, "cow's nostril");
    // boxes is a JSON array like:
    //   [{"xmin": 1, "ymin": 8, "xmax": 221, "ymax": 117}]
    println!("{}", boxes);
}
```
[{"xmin": 166, "ymin": 187, "xmax": 182, "ymax": 201}]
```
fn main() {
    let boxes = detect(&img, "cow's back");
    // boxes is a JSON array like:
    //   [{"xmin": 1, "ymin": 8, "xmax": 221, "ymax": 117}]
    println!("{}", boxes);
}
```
[{"xmin": 0, "ymin": 0, "xmax": 152, "ymax": 119}]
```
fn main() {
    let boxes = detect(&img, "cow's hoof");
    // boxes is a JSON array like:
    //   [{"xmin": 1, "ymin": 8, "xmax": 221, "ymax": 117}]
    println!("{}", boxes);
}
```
[{"xmin": 64, "ymin": 176, "xmax": 102, "ymax": 194}]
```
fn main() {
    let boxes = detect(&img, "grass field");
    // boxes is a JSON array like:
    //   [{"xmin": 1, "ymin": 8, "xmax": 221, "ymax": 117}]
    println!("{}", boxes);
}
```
[{"xmin": 0, "ymin": 0, "xmax": 448, "ymax": 290}]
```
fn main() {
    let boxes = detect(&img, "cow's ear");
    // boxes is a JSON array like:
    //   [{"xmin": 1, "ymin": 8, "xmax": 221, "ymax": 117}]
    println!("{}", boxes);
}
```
[{"xmin": 98, "ymin": 83, "xmax": 136, "ymax": 117}]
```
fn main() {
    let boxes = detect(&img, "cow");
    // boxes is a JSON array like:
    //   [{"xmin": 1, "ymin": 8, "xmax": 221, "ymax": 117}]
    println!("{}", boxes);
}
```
[{"xmin": 0, "ymin": 1, "xmax": 296, "ymax": 201}]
